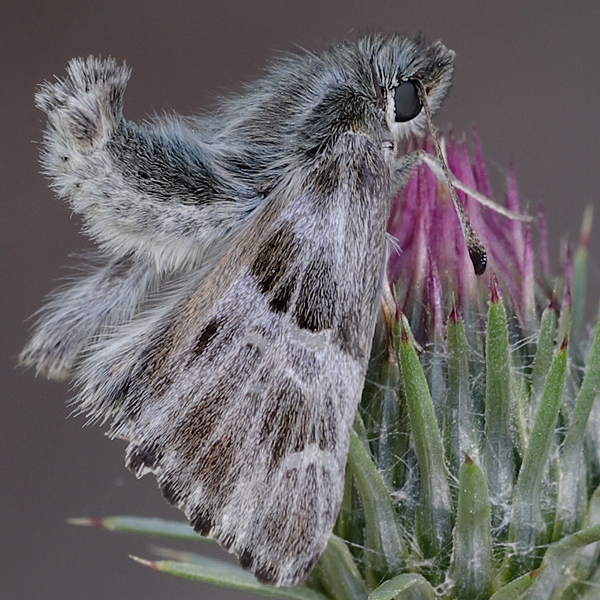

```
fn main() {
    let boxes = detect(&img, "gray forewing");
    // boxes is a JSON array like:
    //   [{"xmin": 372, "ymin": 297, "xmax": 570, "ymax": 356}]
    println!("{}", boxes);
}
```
[{"xmin": 105, "ymin": 132, "xmax": 392, "ymax": 586}]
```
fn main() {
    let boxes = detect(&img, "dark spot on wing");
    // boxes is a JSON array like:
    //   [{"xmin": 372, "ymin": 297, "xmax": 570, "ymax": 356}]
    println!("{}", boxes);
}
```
[
  {"xmin": 333, "ymin": 310, "xmax": 363, "ymax": 359},
  {"xmin": 194, "ymin": 435, "xmax": 238, "ymax": 504},
  {"xmin": 115, "ymin": 320, "xmax": 176, "ymax": 424},
  {"xmin": 260, "ymin": 381, "xmax": 338, "ymax": 469},
  {"xmin": 160, "ymin": 340, "xmax": 266, "ymax": 515},
  {"xmin": 193, "ymin": 316, "xmax": 224, "ymax": 356},
  {"xmin": 254, "ymin": 563, "xmax": 280, "ymax": 586},
  {"xmin": 160, "ymin": 477, "xmax": 183, "ymax": 507},
  {"xmin": 189, "ymin": 510, "xmax": 213, "ymax": 536},
  {"xmin": 219, "ymin": 532, "xmax": 235, "ymax": 551},
  {"xmin": 239, "ymin": 547, "xmax": 254, "ymax": 570},
  {"xmin": 178, "ymin": 339, "xmax": 265, "ymax": 450},
  {"xmin": 178, "ymin": 395, "xmax": 224, "ymax": 446},
  {"xmin": 294, "ymin": 255, "xmax": 336, "ymax": 332},
  {"xmin": 269, "ymin": 276, "xmax": 296, "ymax": 314},
  {"xmin": 250, "ymin": 224, "xmax": 298, "ymax": 295},
  {"xmin": 127, "ymin": 443, "xmax": 163, "ymax": 474},
  {"xmin": 260, "ymin": 380, "xmax": 310, "ymax": 466},
  {"xmin": 245, "ymin": 467, "xmax": 304, "ymax": 585},
  {"xmin": 307, "ymin": 395, "xmax": 337, "ymax": 452}
]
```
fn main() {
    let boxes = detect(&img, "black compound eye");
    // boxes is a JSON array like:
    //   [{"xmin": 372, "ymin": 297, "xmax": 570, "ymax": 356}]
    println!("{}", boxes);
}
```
[{"xmin": 393, "ymin": 80, "xmax": 422, "ymax": 122}]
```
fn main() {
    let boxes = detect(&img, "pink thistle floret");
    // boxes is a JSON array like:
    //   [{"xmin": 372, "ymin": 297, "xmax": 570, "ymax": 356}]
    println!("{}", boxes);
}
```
[{"xmin": 387, "ymin": 131, "xmax": 551, "ymax": 345}]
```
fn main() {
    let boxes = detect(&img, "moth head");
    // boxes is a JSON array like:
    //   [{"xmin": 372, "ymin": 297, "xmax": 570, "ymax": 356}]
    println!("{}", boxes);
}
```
[
  {"xmin": 251, "ymin": 35, "xmax": 454, "ymax": 162},
  {"xmin": 364, "ymin": 35, "xmax": 455, "ymax": 142}
]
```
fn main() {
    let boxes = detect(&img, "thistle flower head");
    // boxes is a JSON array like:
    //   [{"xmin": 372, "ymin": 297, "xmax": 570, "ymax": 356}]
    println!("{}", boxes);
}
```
[{"xmin": 388, "ymin": 130, "xmax": 555, "ymax": 346}]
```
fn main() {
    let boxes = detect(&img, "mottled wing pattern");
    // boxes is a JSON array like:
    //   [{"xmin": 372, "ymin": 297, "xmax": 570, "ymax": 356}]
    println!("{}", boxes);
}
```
[{"xmin": 100, "ymin": 136, "xmax": 392, "ymax": 586}]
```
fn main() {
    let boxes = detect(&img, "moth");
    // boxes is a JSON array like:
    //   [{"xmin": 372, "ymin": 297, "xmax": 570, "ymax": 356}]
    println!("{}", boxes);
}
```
[{"xmin": 22, "ymin": 35, "xmax": 481, "ymax": 586}]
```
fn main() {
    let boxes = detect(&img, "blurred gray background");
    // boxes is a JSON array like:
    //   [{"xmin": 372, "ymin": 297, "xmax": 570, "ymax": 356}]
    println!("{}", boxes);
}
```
[{"xmin": 2, "ymin": 2, "xmax": 600, "ymax": 599}]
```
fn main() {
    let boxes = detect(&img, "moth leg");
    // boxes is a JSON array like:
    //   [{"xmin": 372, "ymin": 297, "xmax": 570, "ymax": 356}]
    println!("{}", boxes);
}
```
[
  {"xmin": 20, "ymin": 253, "xmax": 159, "ymax": 380},
  {"xmin": 36, "ymin": 57, "xmax": 258, "ymax": 272},
  {"xmin": 394, "ymin": 149, "xmax": 530, "ymax": 222},
  {"xmin": 380, "ymin": 277, "xmax": 397, "ymax": 360}
]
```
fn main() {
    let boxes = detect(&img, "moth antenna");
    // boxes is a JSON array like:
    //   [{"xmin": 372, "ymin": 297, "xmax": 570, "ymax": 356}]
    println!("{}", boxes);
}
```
[{"xmin": 415, "ymin": 80, "xmax": 487, "ymax": 276}]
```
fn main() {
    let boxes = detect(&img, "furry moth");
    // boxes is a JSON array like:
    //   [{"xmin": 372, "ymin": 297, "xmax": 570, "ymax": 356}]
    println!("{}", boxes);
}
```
[{"xmin": 22, "ymin": 35, "xmax": 464, "ymax": 586}]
